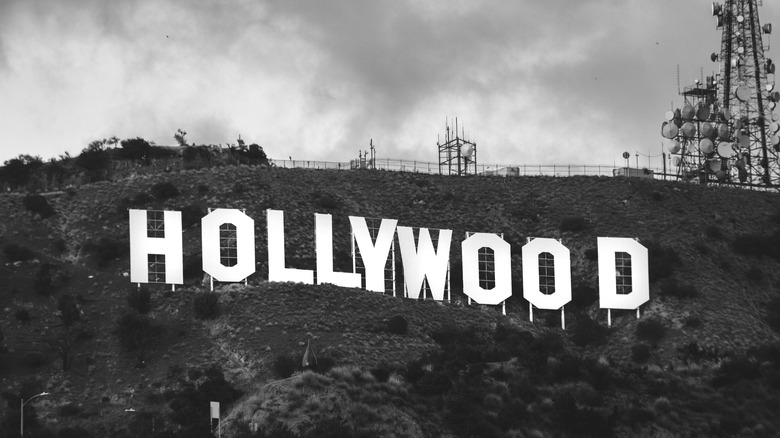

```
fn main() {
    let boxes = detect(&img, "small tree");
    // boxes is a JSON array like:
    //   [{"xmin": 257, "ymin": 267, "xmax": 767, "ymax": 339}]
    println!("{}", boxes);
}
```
[
  {"xmin": 57, "ymin": 294, "xmax": 80, "ymax": 328},
  {"xmin": 127, "ymin": 287, "xmax": 152, "ymax": 314},
  {"xmin": 114, "ymin": 313, "xmax": 162, "ymax": 365}
]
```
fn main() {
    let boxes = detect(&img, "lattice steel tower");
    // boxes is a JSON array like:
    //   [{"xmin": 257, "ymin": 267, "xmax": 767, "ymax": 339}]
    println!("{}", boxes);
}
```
[{"xmin": 662, "ymin": 1, "xmax": 778, "ymax": 188}]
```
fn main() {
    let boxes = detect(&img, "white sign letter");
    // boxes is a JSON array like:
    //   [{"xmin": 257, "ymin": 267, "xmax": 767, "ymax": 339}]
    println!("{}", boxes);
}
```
[
  {"xmin": 316, "ymin": 213, "xmax": 361, "ymax": 288},
  {"xmin": 266, "ymin": 209, "xmax": 314, "ymax": 284},
  {"xmin": 461, "ymin": 233, "xmax": 512, "ymax": 305},
  {"xmin": 598, "ymin": 237, "xmax": 649, "ymax": 309},
  {"xmin": 397, "ymin": 227, "xmax": 452, "ymax": 300},
  {"xmin": 129, "ymin": 209, "xmax": 183, "ymax": 284},
  {"xmin": 349, "ymin": 216, "xmax": 398, "ymax": 292},
  {"xmin": 201, "ymin": 209, "xmax": 256, "ymax": 282},
  {"xmin": 522, "ymin": 238, "xmax": 571, "ymax": 309}
]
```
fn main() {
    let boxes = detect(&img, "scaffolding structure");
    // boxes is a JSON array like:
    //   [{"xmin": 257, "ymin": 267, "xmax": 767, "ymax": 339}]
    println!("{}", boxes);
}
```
[
  {"xmin": 438, "ymin": 118, "xmax": 477, "ymax": 176},
  {"xmin": 662, "ymin": 0, "xmax": 778, "ymax": 188}
]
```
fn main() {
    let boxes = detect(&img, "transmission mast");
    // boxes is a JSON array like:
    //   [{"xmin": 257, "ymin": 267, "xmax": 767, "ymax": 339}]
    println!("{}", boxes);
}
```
[{"xmin": 662, "ymin": 1, "xmax": 778, "ymax": 188}]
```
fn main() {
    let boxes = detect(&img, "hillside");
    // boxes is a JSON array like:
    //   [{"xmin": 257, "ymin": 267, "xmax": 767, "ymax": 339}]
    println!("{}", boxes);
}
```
[{"xmin": 1, "ymin": 166, "xmax": 780, "ymax": 437}]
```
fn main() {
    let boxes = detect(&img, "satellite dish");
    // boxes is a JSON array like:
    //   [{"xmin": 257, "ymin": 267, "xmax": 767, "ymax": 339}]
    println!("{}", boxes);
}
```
[
  {"xmin": 768, "ymin": 83, "xmax": 775, "ymax": 92},
  {"xmin": 737, "ymin": 132, "xmax": 750, "ymax": 148},
  {"xmin": 661, "ymin": 121, "xmax": 679, "ymax": 139},
  {"xmin": 708, "ymin": 159, "xmax": 722, "ymax": 172},
  {"xmin": 717, "ymin": 141, "xmax": 733, "ymax": 157},
  {"xmin": 673, "ymin": 157, "xmax": 681, "ymax": 166},
  {"xmin": 701, "ymin": 122, "xmax": 715, "ymax": 138},
  {"xmin": 681, "ymin": 104, "xmax": 695, "ymax": 120},
  {"xmin": 681, "ymin": 122, "xmax": 697, "ymax": 138},
  {"xmin": 772, "ymin": 135, "xmax": 780, "ymax": 146},
  {"xmin": 667, "ymin": 139, "xmax": 681, "ymax": 154},
  {"xmin": 718, "ymin": 123, "xmax": 730, "ymax": 140},
  {"xmin": 711, "ymin": 52, "xmax": 719, "ymax": 62},
  {"xmin": 712, "ymin": 2, "xmax": 722, "ymax": 16},
  {"xmin": 700, "ymin": 138, "xmax": 715, "ymax": 154},
  {"xmin": 622, "ymin": 151, "xmax": 630, "ymax": 159},
  {"xmin": 731, "ymin": 58, "xmax": 738, "ymax": 68},
  {"xmin": 735, "ymin": 85, "xmax": 750, "ymax": 102},
  {"xmin": 770, "ymin": 121, "xmax": 780, "ymax": 133},
  {"xmin": 769, "ymin": 63, "xmax": 776, "ymax": 74},
  {"xmin": 664, "ymin": 110, "xmax": 675, "ymax": 121},
  {"xmin": 696, "ymin": 104, "xmax": 711, "ymax": 120},
  {"xmin": 715, "ymin": 170, "xmax": 727, "ymax": 181},
  {"xmin": 720, "ymin": 107, "xmax": 732, "ymax": 120},
  {"xmin": 773, "ymin": 112, "xmax": 779, "ymax": 121},
  {"xmin": 765, "ymin": 23, "xmax": 773, "ymax": 34},
  {"xmin": 462, "ymin": 144, "xmax": 474, "ymax": 158},
  {"xmin": 717, "ymin": 16, "xmax": 723, "ymax": 28},
  {"xmin": 737, "ymin": 15, "xmax": 744, "ymax": 23},
  {"xmin": 771, "ymin": 91, "xmax": 780, "ymax": 102},
  {"xmin": 737, "ymin": 46, "xmax": 745, "ymax": 55}
]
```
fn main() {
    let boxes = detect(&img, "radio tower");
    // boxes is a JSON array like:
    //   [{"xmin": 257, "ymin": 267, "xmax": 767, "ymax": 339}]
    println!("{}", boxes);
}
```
[{"xmin": 661, "ymin": 1, "xmax": 778, "ymax": 188}]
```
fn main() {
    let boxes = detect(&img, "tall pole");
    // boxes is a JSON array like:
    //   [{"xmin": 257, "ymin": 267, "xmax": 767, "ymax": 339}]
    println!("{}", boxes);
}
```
[{"xmin": 21, "ymin": 392, "xmax": 50, "ymax": 437}]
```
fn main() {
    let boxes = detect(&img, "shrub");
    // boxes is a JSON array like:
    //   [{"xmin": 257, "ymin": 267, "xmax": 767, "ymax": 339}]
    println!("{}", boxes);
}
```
[
  {"xmin": 766, "ymin": 295, "xmax": 780, "ymax": 333},
  {"xmin": 197, "ymin": 184, "xmax": 209, "ymax": 194},
  {"xmin": 370, "ymin": 364, "xmax": 392, "ymax": 382},
  {"xmin": 732, "ymin": 231, "xmax": 780, "ymax": 260},
  {"xmin": 272, "ymin": 355, "xmax": 297, "ymax": 379},
  {"xmin": 704, "ymin": 224, "xmax": 723, "ymax": 239},
  {"xmin": 658, "ymin": 278, "xmax": 699, "ymax": 299},
  {"xmin": 193, "ymin": 292, "xmax": 220, "ymax": 319},
  {"xmin": 23, "ymin": 194, "xmax": 56, "ymax": 218},
  {"xmin": 746, "ymin": 266, "xmax": 764, "ymax": 282},
  {"xmin": 83, "ymin": 237, "xmax": 125, "ymax": 267},
  {"xmin": 180, "ymin": 204, "xmax": 206, "ymax": 229},
  {"xmin": 313, "ymin": 191, "xmax": 340, "ymax": 210},
  {"xmin": 570, "ymin": 316, "xmax": 609, "ymax": 347},
  {"xmin": 127, "ymin": 287, "xmax": 152, "ymax": 314},
  {"xmin": 15, "ymin": 308, "xmax": 31, "ymax": 324},
  {"xmin": 631, "ymin": 343, "xmax": 651, "ymax": 363},
  {"xmin": 635, "ymin": 318, "xmax": 667, "ymax": 344},
  {"xmin": 22, "ymin": 351, "xmax": 48, "ymax": 368},
  {"xmin": 114, "ymin": 313, "xmax": 162, "ymax": 364},
  {"xmin": 57, "ymin": 403, "xmax": 82, "ymax": 417},
  {"xmin": 57, "ymin": 294, "xmax": 80, "ymax": 327},
  {"xmin": 150, "ymin": 181, "xmax": 179, "ymax": 200},
  {"xmin": 560, "ymin": 216, "xmax": 588, "ymax": 232},
  {"xmin": 58, "ymin": 426, "xmax": 92, "ymax": 438},
  {"xmin": 232, "ymin": 182, "xmax": 246, "ymax": 194},
  {"xmin": 3, "ymin": 243, "xmax": 35, "ymax": 262},
  {"xmin": 643, "ymin": 240, "xmax": 681, "ymax": 282},
  {"xmin": 570, "ymin": 284, "xmax": 598, "ymax": 309},
  {"xmin": 386, "ymin": 315, "xmax": 408, "ymax": 335}
]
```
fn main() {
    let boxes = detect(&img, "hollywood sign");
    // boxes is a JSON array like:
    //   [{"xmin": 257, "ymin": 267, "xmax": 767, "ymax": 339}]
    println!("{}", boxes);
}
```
[{"xmin": 129, "ymin": 209, "xmax": 649, "ymax": 325}]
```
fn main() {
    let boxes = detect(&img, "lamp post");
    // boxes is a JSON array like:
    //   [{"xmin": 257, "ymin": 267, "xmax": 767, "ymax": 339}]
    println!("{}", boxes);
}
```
[{"xmin": 20, "ymin": 392, "xmax": 50, "ymax": 437}]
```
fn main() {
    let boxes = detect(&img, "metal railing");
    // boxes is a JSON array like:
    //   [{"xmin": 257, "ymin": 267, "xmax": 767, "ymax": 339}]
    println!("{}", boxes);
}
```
[{"xmin": 271, "ymin": 158, "xmax": 667, "ymax": 179}]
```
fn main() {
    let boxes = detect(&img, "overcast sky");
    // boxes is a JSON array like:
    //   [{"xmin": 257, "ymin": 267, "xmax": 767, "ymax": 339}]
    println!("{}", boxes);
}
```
[{"xmin": 1, "ymin": 0, "xmax": 778, "ymax": 169}]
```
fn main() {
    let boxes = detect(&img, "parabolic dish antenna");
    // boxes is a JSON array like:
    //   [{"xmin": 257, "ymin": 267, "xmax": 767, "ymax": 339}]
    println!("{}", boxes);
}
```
[
  {"xmin": 736, "ymin": 85, "xmax": 750, "ymax": 102},
  {"xmin": 696, "ymin": 104, "xmax": 711, "ymax": 120},
  {"xmin": 708, "ymin": 159, "xmax": 722, "ymax": 172},
  {"xmin": 717, "ymin": 142, "xmax": 733, "ymax": 157},
  {"xmin": 665, "ymin": 110, "xmax": 675, "ymax": 121},
  {"xmin": 700, "ymin": 138, "xmax": 715, "ymax": 154},
  {"xmin": 661, "ymin": 121, "xmax": 679, "ymax": 139},
  {"xmin": 667, "ymin": 139, "xmax": 681, "ymax": 154},
  {"xmin": 701, "ymin": 122, "xmax": 715, "ymax": 138},
  {"xmin": 681, "ymin": 104, "xmax": 695, "ymax": 120},
  {"xmin": 717, "ymin": 123, "xmax": 730, "ymax": 140},
  {"xmin": 681, "ymin": 122, "xmax": 697, "ymax": 138},
  {"xmin": 462, "ymin": 144, "xmax": 474, "ymax": 158},
  {"xmin": 673, "ymin": 157, "xmax": 681, "ymax": 166}
]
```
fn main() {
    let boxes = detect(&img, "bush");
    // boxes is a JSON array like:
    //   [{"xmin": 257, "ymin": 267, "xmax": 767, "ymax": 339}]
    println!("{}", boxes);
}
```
[
  {"xmin": 569, "ymin": 316, "xmax": 609, "ymax": 347},
  {"xmin": 658, "ymin": 278, "xmax": 699, "ymax": 299},
  {"xmin": 180, "ymin": 204, "xmax": 206, "ymax": 229},
  {"xmin": 83, "ymin": 237, "xmax": 125, "ymax": 267},
  {"xmin": 22, "ymin": 351, "xmax": 48, "ymax": 368},
  {"xmin": 193, "ymin": 292, "xmax": 220, "ymax": 319},
  {"xmin": 313, "ymin": 191, "xmax": 340, "ymax": 210},
  {"xmin": 3, "ymin": 243, "xmax": 35, "ymax": 262},
  {"xmin": 57, "ymin": 294, "xmax": 80, "ymax": 327},
  {"xmin": 15, "ymin": 308, "xmax": 31, "ymax": 324},
  {"xmin": 560, "ymin": 216, "xmax": 588, "ymax": 232},
  {"xmin": 631, "ymin": 343, "xmax": 651, "ymax": 363},
  {"xmin": 150, "ymin": 181, "xmax": 179, "ymax": 200},
  {"xmin": 114, "ymin": 313, "xmax": 162, "ymax": 364},
  {"xmin": 386, "ymin": 315, "xmax": 408, "ymax": 335},
  {"xmin": 570, "ymin": 284, "xmax": 598, "ymax": 309},
  {"xmin": 732, "ymin": 231, "xmax": 780, "ymax": 260},
  {"xmin": 23, "ymin": 194, "xmax": 56, "ymax": 218},
  {"xmin": 643, "ymin": 240, "xmax": 681, "ymax": 282},
  {"xmin": 272, "ymin": 355, "xmax": 297, "ymax": 379},
  {"xmin": 58, "ymin": 426, "xmax": 92, "ymax": 438},
  {"xmin": 635, "ymin": 318, "xmax": 667, "ymax": 344},
  {"xmin": 57, "ymin": 403, "xmax": 82, "ymax": 417},
  {"xmin": 197, "ymin": 184, "xmax": 210, "ymax": 194},
  {"xmin": 766, "ymin": 295, "xmax": 780, "ymax": 333},
  {"xmin": 746, "ymin": 266, "xmax": 764, "ymax": 282},
  {"xmin": 127, "ymin": 287, "xmax": 151, "ymax": 314}
]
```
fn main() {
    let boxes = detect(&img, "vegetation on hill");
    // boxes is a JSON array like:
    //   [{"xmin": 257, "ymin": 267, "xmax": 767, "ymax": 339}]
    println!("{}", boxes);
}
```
[{"xmin": 0, "ymin": 163, "xmax": 779, "ymax": 437}]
